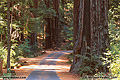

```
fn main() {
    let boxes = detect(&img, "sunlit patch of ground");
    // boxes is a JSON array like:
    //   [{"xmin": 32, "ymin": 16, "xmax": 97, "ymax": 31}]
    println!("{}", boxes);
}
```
[{"xmin": 20, "ymin": 64, "xmax": 70, "ymax": 72}]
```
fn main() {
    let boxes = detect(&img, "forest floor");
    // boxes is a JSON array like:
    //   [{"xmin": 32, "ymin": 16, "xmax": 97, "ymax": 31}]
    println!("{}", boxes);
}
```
[{"xmin": 2, "ymin": 51, "xmax": 80, "ymax": 80}]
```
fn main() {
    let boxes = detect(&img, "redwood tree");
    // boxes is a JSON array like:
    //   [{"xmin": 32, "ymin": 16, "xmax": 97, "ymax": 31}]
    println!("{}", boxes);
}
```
[
  {"xmin": 52, "ymin": 0, "xmax": 61, "ymax": 48},
  {"xmin": 45, "ymin": 0, "xmax": 52, "ymax": 49},
  {"xmin": 70, "ymin": 0, "xmax": 109, "ymax": 75}
]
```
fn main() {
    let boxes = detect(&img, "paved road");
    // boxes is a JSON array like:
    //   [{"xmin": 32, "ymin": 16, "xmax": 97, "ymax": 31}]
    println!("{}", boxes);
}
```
[{"xmin": 26, "ymin": 51, "xmax": 72, "ymax": 80}]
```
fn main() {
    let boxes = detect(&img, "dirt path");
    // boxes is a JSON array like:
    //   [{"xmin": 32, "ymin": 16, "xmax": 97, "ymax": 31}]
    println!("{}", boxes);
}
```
[
  {"xmin": 3, "ymin": 51, "xmax": 80, "ymax": 80},
  {"xmin": 56, "ymin": 51, "xmax": 80, "ymax": 80},
  {"xmin": 26, "ymin": 51, "xmax": 64, "ymax": 80}
]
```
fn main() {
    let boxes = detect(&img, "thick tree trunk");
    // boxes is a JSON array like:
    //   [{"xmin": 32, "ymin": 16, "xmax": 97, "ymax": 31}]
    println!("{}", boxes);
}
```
[
  {"xmin": 90, "ymin": 0, "xmax": 109, "ymax": 72},
  {"xmin": 70, "ymin": 0, "xmax": 109, "ymax": 75},
  {"xmin": 45, "ymin": 0, "xmax": 52, "ymax": 49},
  {"xmin": 51, "ymin": 18, "xmax": 55, "ymax": 47},
  {"xmin": 53, "ymin": 0, "xmax": 61, "ymax": 48},
  {"xmin": 70, "ymin": 0, "xmax": 84, "ymax": 74},
  {"xmin": 7, "ymin": 0, "xmax": 11, "ymax": 72}
]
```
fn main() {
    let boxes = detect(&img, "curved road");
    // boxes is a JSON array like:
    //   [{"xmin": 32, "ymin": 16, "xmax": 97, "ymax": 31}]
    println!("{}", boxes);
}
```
[{"xmin": 26, "ymin": 51, "xmax": 72, "ymax": 80}]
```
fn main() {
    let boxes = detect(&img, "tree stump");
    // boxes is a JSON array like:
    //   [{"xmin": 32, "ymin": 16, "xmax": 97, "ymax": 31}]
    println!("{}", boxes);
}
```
[{"xmin": 0, "ymin": 59, "xmax": 3, "ymax": 76}]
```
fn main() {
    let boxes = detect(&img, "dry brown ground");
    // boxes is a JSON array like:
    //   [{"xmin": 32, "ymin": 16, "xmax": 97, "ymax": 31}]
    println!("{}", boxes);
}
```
[{"xmin": 2, "ymin": 51, "xmax": 80, "ymax": 80}]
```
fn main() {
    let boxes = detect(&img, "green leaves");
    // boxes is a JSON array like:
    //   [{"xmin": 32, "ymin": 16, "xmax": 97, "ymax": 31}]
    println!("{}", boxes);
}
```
[
  {"xmin": 108, "ymin": 0, "xmax": 120, "ymax": 78},
  {"xmin": 0, "ymin": 44, "xmax": 17, "ymax": 68}
]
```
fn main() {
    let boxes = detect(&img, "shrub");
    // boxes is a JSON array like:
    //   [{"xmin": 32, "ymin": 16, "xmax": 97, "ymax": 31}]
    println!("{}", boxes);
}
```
[
  {"xmin": 0, "ymin": 43, "xmax": 16, "ymax": 68},
  {"xmin": 14, "ymin": 39, "xmax": 32, "ymax": 58}
]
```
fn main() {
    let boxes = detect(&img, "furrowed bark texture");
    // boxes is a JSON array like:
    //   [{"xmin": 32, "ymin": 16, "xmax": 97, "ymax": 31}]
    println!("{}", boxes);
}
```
[
  {"xmin": 45, "ymin": 0, "xmax": 52, "ymax": 49},
  {"xmin": 53, "ymin": 0, "xmax": 61, "ymax": 48},
  {"xmin": 70, "ymin": 0, "xmax": 109, "ymax": 74}
]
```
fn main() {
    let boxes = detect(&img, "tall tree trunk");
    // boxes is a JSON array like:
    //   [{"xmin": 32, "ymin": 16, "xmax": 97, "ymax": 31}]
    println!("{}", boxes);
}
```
[
  {"xmin": 30, "ymin": 0, "xmax": 38, "ymax": 46},
  {"xmin": 53, "ymin": 0, "xmax": 61, "ymax": 48},
  {"xmin": 7, "ymin": 0, "xmax": 11, "ymax": 72},
  {"xmin": 70, "ymin": 0, "xmax": 109, "ymax": 75},
  {"xmin": 90, "ymin": 0, "xmax": 109, "ymax": 72},
  {"xmin": 45, "ymin": 0, "xmax": 52, "ymax": 49},
  {"xmin": 51, "ymin": 18, "xmax": 55, "ymax": 47},
  {"xmin": 70, "ymin": 0, "xmax": 84, "ymax": 74}
]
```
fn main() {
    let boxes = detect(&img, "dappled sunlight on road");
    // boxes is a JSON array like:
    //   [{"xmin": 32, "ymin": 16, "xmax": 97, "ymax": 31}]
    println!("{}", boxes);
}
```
[
  {"xmin": 19, "ymin": 52, "xmax": 71, "ymax": 73},
  {"xmin": 46, "ymin": 59, "xmax": 67, "ymax": 62},
  {"xmin": 20, "ymin": 57, "xmax": 47, "ymax": 61},
  {"xmin": 11, "ymin": 51, "xmax": 80, "ymax": 80},
  {"xmin": 24, "ymin": 51, "xmax": 73, "ymax": 80},
  {"xmin": 20, "ymin": 58, "xmax": 70, "ymax": 72}
]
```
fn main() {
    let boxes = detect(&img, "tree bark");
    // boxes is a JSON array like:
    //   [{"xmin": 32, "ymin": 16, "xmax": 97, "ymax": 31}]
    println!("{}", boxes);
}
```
[
  {"xmin": 70, "ymin": 0, "xmax": 109, "ymax": 75},
  {"xmin": 70, "ymin": 0, "xmax": 84, "ymax": 74},
  {"xmin": 53, "ymin": 0, "xmax": 61, "ymax": 48},
  {"xmin": 7, "ymin": 0, "xmax": 11, "ymax": 72},
  {"xmin": 45, "ymin": 0, "xmax": 52, "ymax": 49}
]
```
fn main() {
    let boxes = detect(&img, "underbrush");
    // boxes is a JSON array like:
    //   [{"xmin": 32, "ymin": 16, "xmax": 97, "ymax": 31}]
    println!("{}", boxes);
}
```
[
  {"xmin": 80, "ymin": 72, "xmax": 117, "ymax": 80},
  {"xmin": 67, "ymin": 52, "xmax": 73, "ymax": 63},
  {"xmin": 0, "ymin": 43, "xmax": 16, "ymax": 68},
  {"xmin": 0, "ymin": 39, "xmax": 41, "ymax": 69},
  {"xmin": 108, "ymin": 14, "xmax": 120, "ymax": 78}
]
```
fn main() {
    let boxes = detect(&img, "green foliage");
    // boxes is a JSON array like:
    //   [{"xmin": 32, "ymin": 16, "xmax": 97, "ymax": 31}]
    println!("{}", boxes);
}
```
[
  {"xmin": 108, "ymin": 0, "xmax": 120, "ymax": 78},
  {"xmin": 110, "ymin": 57, "xmax": 120, "ymax": 78},
  {"xmin": 3, "ymin": 73, "xmax": 12, "ymax": 80},
  {"xmin": 67, "ymin": 52, "xmax": 73, "ymax": 63},
  {"xmin": 0, "ymin": 0, "xmax": 59, "ymax": 69},
  {"xmin": 76, "ymin": 52, "xmax": 101, "ymax": 75},
  {"xmin": 60, "ymin": 1, "xmax": 74, "ymax": 50},
  {"xmin": 14, "ymin": 39, "xmax": 31, "ymax": 57},
  {"xmin": 0, "ymin": 43, "xmax": 16, "ymax": 68}
]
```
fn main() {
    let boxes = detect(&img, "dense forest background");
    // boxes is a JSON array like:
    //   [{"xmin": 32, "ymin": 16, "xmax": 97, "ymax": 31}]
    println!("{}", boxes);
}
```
[{"xmin": 0, "ymin": 0, "xmax": 120, "ymax": 78}]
